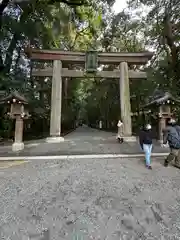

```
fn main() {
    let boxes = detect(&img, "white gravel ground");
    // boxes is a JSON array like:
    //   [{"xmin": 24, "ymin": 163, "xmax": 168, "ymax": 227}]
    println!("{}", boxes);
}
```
[{"xmin": 0, "ymin": 157, "xmax": 179, "ymax": 240}]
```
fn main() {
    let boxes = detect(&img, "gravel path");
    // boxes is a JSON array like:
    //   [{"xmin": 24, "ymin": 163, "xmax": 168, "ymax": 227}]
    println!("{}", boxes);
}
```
[
  {"xmin": 0, "ymin": 126, "xmax": 169, "ymax": 157},
  {"xmin": 0, "ymin": 157, "xmax": 180, "ymax": 239}
]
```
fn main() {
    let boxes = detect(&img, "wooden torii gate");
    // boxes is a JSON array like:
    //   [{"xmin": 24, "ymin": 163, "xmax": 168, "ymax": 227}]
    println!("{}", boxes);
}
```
[{"xmin": 26, "ymin": 48, "xmax": 153, "ymax": 143}]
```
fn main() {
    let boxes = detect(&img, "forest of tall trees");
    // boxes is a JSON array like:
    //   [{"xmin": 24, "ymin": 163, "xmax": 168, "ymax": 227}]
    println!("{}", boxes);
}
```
[{"xmin": 0, "ymin": 0, "xmax": 179, "ymax": 140}]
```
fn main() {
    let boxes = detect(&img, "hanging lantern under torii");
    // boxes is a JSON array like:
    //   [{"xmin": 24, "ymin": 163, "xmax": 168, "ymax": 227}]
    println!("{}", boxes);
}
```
[{"xmin": 85, "ymin": 50, "xmax": 98, "ymax": 73}]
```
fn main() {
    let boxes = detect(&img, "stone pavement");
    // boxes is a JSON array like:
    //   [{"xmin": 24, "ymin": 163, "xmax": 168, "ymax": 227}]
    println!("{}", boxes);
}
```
[
  {"xmin": 0, "ymin": 126, "xmax": 169, "ymax": 157},
  {"xmin": 0, "ymin": 156, "xmax": 180, "ymax": 239},
  {"xmin": 0, "ymin": 160, "xmax": 26, "ymax": 169}
]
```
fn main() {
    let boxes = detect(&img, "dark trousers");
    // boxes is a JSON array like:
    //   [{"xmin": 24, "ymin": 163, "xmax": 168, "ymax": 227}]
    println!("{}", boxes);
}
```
[{"xmin": 165, "ymin": 148, "xmax": 180, "ymax": 167}]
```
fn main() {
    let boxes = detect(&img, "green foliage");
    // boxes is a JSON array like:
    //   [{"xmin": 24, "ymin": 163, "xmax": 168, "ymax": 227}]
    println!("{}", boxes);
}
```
[
  {"xmin": 128, "ymin": 0, "xmax": 180, "ymax": 92},
  {"xmin": 0, "ymin": 0, "xmax": 179, "ymax": 139},
  {"xmin": 0, "ymin": 0, "xmax": 114, "ymax": 138}
]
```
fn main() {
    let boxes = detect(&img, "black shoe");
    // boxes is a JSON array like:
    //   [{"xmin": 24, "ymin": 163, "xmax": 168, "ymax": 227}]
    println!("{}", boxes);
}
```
[
  {"xmin": 146, "ymin": 165, "xmax": 152, "ymax": 170},
  {"xmin": 118, "ymin": 138, "xmax": 123, "ymax": 143},
  {"xmin": 164, "ymin": 161, "xmax": 168, "ymax": 167}
]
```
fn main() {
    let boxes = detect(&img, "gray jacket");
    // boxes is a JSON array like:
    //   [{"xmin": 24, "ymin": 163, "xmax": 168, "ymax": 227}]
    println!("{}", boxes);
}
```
[{"xmin": 163, "ymin": 125, "xmax": 180, "ymax": 146}]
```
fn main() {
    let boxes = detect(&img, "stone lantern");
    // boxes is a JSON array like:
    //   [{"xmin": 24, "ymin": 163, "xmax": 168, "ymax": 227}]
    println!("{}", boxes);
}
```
[
  {"xmin": 0, "ymin": 91, "xmax": 30, "ymax": 152},
  {"xmin": 143, "ymin": 90, "xmax": 180, "ymax": 143}
]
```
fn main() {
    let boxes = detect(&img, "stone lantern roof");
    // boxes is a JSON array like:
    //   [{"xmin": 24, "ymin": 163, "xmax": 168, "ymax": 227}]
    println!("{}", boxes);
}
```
[
  {"xmin": 0, "ymin": 90, "xmax": 28, "ymax": 105},
  {"xmin": 143, "ymin": 90, "xmax": 180, "ymax": 107}
]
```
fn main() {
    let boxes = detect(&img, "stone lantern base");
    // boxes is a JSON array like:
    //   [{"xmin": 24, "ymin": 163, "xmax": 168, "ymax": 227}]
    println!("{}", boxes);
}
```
[
  {"xmin": 46, "ymin": 136, "xmax": 64, "ymax": 143},
  {"xmin": 12, "ymin": 142, "xmax": 24, "ymax": 152}
]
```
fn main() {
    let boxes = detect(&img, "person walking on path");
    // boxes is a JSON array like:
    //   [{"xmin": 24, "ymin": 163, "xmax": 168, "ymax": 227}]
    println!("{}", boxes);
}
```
[
  {"xmin": 116, "ymin": 120, "xmax": 123, "ymax": 143},
  {"xmin": 139, "ymin": 124, "xmax": 153, "ymax": 170},
  {"xmin": 162, "ymin": 118, "xmax": 180, "ymax": 168}
]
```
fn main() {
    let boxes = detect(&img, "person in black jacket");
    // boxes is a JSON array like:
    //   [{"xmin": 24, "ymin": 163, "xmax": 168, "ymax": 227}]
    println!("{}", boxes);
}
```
[{"xmin": 139, "ymin": 124, "xmax": 153, "ymax": 170}]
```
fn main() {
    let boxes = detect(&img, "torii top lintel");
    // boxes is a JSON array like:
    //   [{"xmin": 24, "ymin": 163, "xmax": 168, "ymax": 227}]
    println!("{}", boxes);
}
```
[{"xmin": 25, "ymin": 48, "xmax": 153, "ymax": 65}]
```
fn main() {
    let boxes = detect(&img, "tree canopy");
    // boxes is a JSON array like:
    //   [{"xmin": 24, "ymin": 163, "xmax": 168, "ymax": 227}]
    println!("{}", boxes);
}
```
[{"xmin": 0, "ymin": 0, "xmax": 179, "ymax": 139}]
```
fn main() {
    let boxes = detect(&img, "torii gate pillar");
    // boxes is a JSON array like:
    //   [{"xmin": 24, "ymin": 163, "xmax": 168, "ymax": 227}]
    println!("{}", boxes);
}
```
[
  {"xmin": 119, "ymin": 62, "xmax": 136, "ymax": 141},
  {"xmin": 46, "ymin": 60, "xmax": 64, "ymax": 143}
]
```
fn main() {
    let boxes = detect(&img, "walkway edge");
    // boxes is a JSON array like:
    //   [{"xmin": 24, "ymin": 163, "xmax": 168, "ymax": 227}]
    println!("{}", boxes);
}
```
[{"xmin": 0, "ymin": 152, "xmax": 168, "ymax": 161}]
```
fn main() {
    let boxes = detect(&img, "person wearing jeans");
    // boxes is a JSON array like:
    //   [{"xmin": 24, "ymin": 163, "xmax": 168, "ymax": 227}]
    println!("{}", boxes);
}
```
[
  {"xmin": 139, "ymin": 124, "xmax": 153, "ymax": 170},
  {"xmin": 143, "ymin": 143, "xmax": 152, "ymax": 168}
]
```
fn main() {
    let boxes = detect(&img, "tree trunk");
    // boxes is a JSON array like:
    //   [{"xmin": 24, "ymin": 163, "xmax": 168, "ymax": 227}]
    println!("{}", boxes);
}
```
[
  {"xmin": 0, "ymin": 48, "xmax": 4, "ymax": 72},
  {"xmin": 3, "ymin": 3, "xmax": 33, "ymax": 74},
  {"xmin": 14, "ymin": 47, "xmax": 21, "ymax": 70},
  {"xmin": 40, "ymin": 80, "xmax": 44, "ymax": 102},
  {"xmin": 3, "ymin": 33, "xmax": 19, "ymax": 74},
  {"xmin": 163, "ymin": 14, "xmax": 180, "ymax": 86}
]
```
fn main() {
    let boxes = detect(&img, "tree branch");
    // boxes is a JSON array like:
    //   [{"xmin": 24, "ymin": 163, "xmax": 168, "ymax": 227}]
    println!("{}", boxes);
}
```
[
  {"xmin": 163, "ymin": 12, "xmax": 180, "ymax": 79},
  {"xmin": 0, "ymin": 0, "xmax": 10, "ymax": 29},
  {"xmin": 0, "ymin": 0, "xmax": 9, "ymax": 14},
  {"xmin": 47, "ymin": 0, "xmax": 88, "ymax": 6}
]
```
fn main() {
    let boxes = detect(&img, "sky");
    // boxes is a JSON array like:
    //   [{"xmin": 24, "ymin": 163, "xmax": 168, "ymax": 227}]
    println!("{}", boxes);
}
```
[{"xmin": 112, "ymin": 0, "xmax": 128, "ymax": 13}]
